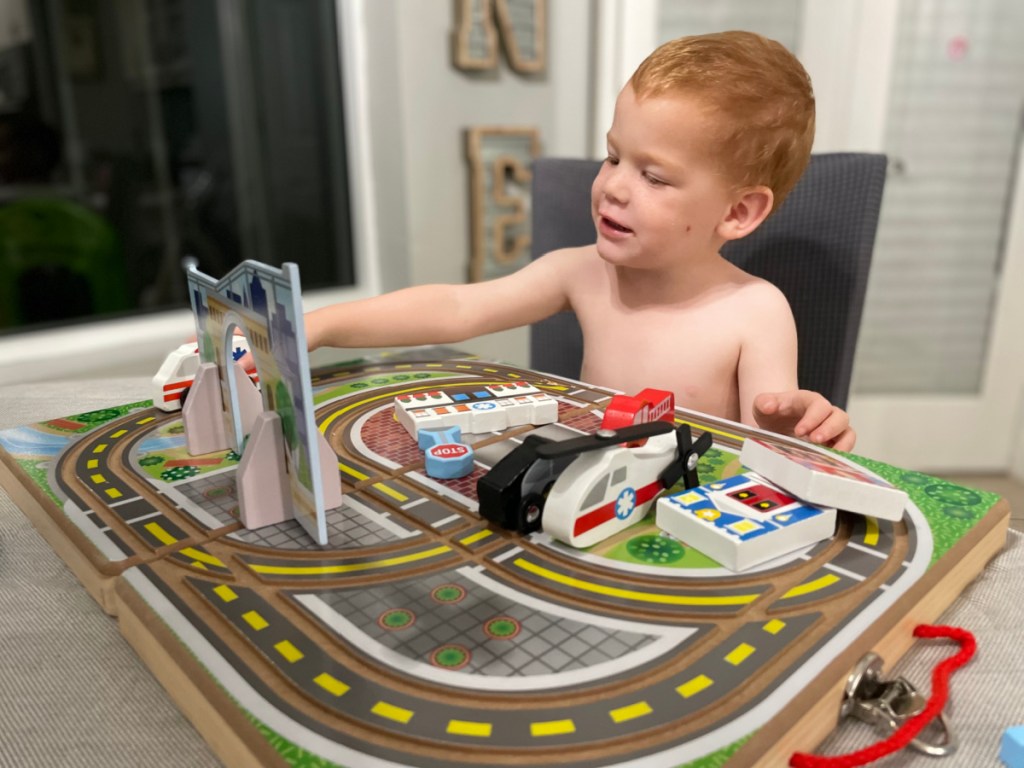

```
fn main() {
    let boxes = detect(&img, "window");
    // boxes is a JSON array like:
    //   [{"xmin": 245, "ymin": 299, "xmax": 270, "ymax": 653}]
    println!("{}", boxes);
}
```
[
  {"xmin": 0, "ymin": 0, "xmax": 353, "ymax": 334},
  {"xmin": 581, "ymin": 476, "xmax": 610, "ymax": 511}
]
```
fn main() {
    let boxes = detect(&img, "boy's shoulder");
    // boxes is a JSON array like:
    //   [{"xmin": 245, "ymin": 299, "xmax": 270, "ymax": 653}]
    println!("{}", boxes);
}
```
[
  {"xmin": 703, "ymin": 262, "xmax": 795, "ymax": 333},
  {"xmin": 537, "ymin": 243, "xmax": 599, "ymax": 266},
  {"xmin": 533, "ymin": 244, "xmax": 603, "ymax": 281},
  {"xmin": 719, "ymin": 260, "xmax": 789, "ymax": 304}
]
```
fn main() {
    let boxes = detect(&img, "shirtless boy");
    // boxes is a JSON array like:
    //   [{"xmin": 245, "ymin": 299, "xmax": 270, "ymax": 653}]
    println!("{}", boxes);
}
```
[{"xmin": 305, "ymin": 31, "xmax": 856, "ymax": 450}]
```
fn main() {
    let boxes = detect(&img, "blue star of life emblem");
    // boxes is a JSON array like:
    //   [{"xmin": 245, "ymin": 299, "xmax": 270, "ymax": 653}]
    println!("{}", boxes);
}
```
[{"xmin": 615, "ymin": 487, "xmax": 637, "ymax": 519}]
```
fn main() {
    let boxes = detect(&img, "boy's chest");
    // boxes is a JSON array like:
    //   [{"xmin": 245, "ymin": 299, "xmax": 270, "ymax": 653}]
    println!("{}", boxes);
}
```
[{"xmin": 575, "ymin": 300, "xmax": 744, "ymax": 418}]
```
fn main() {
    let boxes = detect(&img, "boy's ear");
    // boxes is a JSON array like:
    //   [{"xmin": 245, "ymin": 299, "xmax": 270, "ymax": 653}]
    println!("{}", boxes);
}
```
[{"xmin": 718, "ymin": 186, "xmax": 774, "ymax": 241}]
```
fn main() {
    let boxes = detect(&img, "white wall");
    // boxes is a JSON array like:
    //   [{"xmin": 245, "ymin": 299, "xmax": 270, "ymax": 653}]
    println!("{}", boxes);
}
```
[
  {"xmin": 388, "ymin": 0, "xmax": 593, "ymax": 366},
  {"xmin": 0, "ymin": 0, "xmax": 595, "ymax": 384},
  {"xmin": 1013, "ymin": 396, "xmax": 1024, "ymax": 483}
]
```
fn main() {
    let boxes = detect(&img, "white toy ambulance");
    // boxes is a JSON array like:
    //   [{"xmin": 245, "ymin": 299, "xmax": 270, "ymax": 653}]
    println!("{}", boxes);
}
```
[{"xmin": 151, "ymin": 341, "xmax": 258, "ymax": 412}]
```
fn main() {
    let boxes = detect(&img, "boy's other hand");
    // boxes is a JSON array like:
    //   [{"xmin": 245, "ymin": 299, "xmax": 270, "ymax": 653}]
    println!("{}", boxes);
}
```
[{"xmin": 753, "ymin": 390, "xmax": 856, "ymax": 452}]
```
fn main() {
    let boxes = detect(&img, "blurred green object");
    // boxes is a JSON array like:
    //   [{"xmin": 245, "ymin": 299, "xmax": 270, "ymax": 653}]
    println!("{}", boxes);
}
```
[{"xmin": 0, "ymin": 197, "xmax": 129, "ymax": 328}]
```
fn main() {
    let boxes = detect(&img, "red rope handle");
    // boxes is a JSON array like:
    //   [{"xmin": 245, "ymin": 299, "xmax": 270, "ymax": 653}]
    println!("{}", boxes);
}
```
[{"xmin": 789, "ymin": 625, "xmax": 976, "ymax": 768}]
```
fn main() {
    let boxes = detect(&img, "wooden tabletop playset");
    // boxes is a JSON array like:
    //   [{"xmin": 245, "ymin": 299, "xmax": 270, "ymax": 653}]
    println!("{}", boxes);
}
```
[{"xmin": 0, "ymin": 261, "xmax": 1011, "ymax": 767}]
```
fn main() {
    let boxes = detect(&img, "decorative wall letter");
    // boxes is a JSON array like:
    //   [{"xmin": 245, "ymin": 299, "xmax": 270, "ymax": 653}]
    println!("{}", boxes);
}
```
[
  {"xmin": 453, "ymin": 0, "xmax": 547, "ymax": 74},
  {"xmin": 466, "ymin": 126, "xmax": 541, "ymax": 283}
]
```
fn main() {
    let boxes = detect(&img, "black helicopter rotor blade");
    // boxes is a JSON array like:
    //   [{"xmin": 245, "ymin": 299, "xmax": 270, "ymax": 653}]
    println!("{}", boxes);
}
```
[
  {"xmin": 683, "ymin": 430, "xmax": 714, "ymax": 489},
  {"xmin": 534, "ymin": 420, "xmax": 674, "ymax": 460},
  {"xmin": 659, "ymin": 424, "xmax": 713, "ymax": 490}
]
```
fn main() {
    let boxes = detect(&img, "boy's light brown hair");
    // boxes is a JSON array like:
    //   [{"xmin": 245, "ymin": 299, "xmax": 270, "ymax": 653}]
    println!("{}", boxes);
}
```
[{"xmin": 630, "ymin": 30, "xmax": 815, "ymax": 213}]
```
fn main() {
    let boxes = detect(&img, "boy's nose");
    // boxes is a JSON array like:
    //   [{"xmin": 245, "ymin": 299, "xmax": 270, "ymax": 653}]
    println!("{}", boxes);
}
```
[{"xmin": 602, "ymin": 168, "xmax": 629, "ymax": 204}]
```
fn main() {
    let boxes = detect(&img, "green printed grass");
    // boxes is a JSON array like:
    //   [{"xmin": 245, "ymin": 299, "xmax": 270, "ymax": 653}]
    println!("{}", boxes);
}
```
[
  {"xmin": 681, "ymin": 735, "xmax": 751, "ymax": 767},
  {"xmin": 136, "ymin": 422, "xmax": 241, "ymax": 482},
  {"xmin": 246, "ymin": 715, "xmax": 346, "ymax": 768},
  {"xmin": 313, "ymin": 372, "xmax": 460, "ymax": 405},
  {"xmin": 136, "ymin": 446, "xmax": 242, "ymax": 483},
  {"xmin": 842, "ymin": 453, "xmax": 1001, "ymax": 566},
  {"xmin": 603, "ymin": 525, "xmax": 722, "ymax": 569},
  {"xmin": 16, "ymin": 457, "xmax": 61, "ymax": 506},
  {"xmin": 45, "ymin": 401, "xmax": 153, "ymax": 433},
  {"xmin": 239, "ymin": 709, "xmax": 751, "ymax": 768}
]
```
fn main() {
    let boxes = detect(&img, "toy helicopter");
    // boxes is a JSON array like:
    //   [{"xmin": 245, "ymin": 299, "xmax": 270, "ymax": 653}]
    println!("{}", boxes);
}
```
[{"xmin": 478, "ymin": 421, "xmax": 712, "ymax": 548}]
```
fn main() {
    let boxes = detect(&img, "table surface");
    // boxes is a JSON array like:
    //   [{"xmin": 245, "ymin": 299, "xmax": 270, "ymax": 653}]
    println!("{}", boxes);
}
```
[{"xmin": 0, "ymin": 377, "xmax": 1020, "ymax": 768}]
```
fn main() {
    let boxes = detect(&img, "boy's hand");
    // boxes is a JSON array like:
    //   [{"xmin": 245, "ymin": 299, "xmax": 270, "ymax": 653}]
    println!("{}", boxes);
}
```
[{"xmin": 753, "ymin": 391, "xmax": 856, "ymax": 451}]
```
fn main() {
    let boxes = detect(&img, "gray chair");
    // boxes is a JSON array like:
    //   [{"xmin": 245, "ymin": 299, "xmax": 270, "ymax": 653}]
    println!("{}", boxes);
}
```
[{"xmin": 528, "ymin": 153, "xmax": 887, "ymax": 409}]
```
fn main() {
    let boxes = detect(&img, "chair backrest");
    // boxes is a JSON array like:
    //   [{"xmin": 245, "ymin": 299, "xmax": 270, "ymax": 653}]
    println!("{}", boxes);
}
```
[{"xmin": 528, "ymin": 153, "xmax": 887, "ymax": 409}]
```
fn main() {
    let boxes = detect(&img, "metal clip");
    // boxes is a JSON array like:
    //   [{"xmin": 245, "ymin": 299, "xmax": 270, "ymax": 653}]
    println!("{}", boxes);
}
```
[{"xmin": 840, "ymin": 652, "xmax": 958, "ymax": 757}]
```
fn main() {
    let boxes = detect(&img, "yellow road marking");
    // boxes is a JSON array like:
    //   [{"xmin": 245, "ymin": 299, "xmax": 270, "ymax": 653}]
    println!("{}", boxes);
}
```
[
  {"xmin": 457, "ymin": 365, "xmax": 472, "ymax": 369},
  {"xmin": 725, "ymin": 643, "xmax": 755, "ymax": 666},
  {"xmin": 87, "ymin": 459, "xmax": 99, "ymax": 469},
  {"xmin": 483, "ymin": 368, "xmax": 498, "ymax": 373},
  {"xmin": 446, "ymin": 719, "xmax": 492, "ymax": 737},
  {"xmin": 90, "ymin": 473, "xmax": 106, "ymax": 484},
  {"xmin": 674, "ymin": 422, "xmax": 741, "ymax": 443},
  {"xmin": 782, "ymin": 573, "xmax": 841, "ymax": 599},
  {"xmin": 274, "ymin": 640, "xmax": 303, "ymax": 663},
  {"xmin": 531, "ymin": 719, "xmax": 576, "ymax": 736},
  {"xmin": 214, "ymin": 585, "xmax": 238, "ymax": 602},
  {"xmin": 314, "ymin": 673, "xmax": 350, "ymax": 697},
  {"xmin": 459, "ymin": 530, "xmax": 491, "ymax": 546},
  {"xmin": 92, "ymin": 443, "xmax": 108, "ymax": 454},
  {"xmin": 676, "ymin": 675, "xmax": 713, "ymax": 698},
  {"xmin": 372, "ymin": 482, "xmax": 408, "ymax": 502},
  {"xmin": 145, "ymin": 522, "xmax": 177, "ymax": 546},
  {"xmin": 610, "ymin": 701, "xmax": 652, "ymax": 723},
  {"xmin": 864, "ymin": 517, "xmax": 879, "ymax": 546},
  {"xmin": 242, "ymin": 610, "xmax": 269, "ymax": 631},
  {"xmin": 190, "ymin": 561, "xmax": 208, "ymax": 570},
  {"xmin": 763, "ymin": 619, "xmax": 786, "ymax": 635},
  {"xmin": 372, "ymin": 701, "xmax": 413, "ymax": 724},
  {"xmin": 250, "ymin": 545, "xmax": 451, "ymax": 576},
  {"xmin": 338, "ymin": 462, "xmax": 368, "ymax": 481},
  {"xmin": 111, "ymin": 429, "xmax": 128, "ymax": 438},
  {"xmin": 180, "ymin": 547, "xmax": 225, "ymax": 567},
  {"xmin": 514, "ymin": 559, "xmax": 759, "ymax": 606}
]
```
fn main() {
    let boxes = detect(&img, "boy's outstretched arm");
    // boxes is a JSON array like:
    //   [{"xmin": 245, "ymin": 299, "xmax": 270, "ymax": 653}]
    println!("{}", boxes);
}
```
[
  {"xmin": 304, "ymin": 249, "xmax": 577, "ymax": 352},
  {"xmin": 735, "ymin": 281, "xmax": 857, "ymax": 451}
]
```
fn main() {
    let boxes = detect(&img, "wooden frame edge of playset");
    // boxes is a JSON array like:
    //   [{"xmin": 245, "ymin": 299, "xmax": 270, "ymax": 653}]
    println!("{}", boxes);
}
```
[
  {"xmin": 114, "ymin": 578, "xmax": 287, "ymax": 768},
  {"xmin": 734, "ymin": 497, "xmax": 1011, "ymax": 766},
  {"xmin": 0, "ymin": 448, "xmax": 122, "ymax": 613}
]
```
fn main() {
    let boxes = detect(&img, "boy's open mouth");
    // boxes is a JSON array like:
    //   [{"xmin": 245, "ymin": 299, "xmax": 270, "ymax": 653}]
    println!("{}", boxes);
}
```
[{"xmin": 601, "ymin": 215, "xmax": 633, "ymax": 234}]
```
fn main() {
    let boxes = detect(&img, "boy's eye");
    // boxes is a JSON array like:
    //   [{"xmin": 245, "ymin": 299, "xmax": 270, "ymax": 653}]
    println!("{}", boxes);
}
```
[
  {"xmin": 604, "ymin": 155, "xmax": 619, "ymax": 165},
  {"xmin": 643, "ymin": 172, "xmax": 665, "ymax": 186}
]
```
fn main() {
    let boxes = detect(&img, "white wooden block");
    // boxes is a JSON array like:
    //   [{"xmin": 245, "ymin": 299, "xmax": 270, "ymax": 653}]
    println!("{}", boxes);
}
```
[
  {"xmin": 527, "ymin": 393, "xmax": 558, "ymax": 425},
  {"xmin": 498, "ymin": 395, "xmax": 534, "ymax": 427},
  {"xmin": 656, "ymin": 472, "xmax": 836, "ymax": 572},
  {"xmin": 394, "ymin": 391, "xmax": 453, "ymax": 413},
  {"xmin": 486, "ymin": 381, "xmax": 540, "ymax": 397},
  {"xmin": 740, "ymin": 437, "xmax": 907, "ymax": 521},
  {"xmin": 467, "ymin": 400, "xmax": 506, "ymax": 432}
]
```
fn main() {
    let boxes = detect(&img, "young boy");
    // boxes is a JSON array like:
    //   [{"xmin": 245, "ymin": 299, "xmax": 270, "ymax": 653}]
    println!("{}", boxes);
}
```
[{"xmin": 305, "ymin": 31, "xmax": 856, "ymax": 450}]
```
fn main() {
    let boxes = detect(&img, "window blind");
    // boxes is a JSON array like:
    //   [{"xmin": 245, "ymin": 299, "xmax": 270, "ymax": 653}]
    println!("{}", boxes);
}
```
[{"xmin": 852, "ymin": 0, "xmax": 1024, "ymax": 394}]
